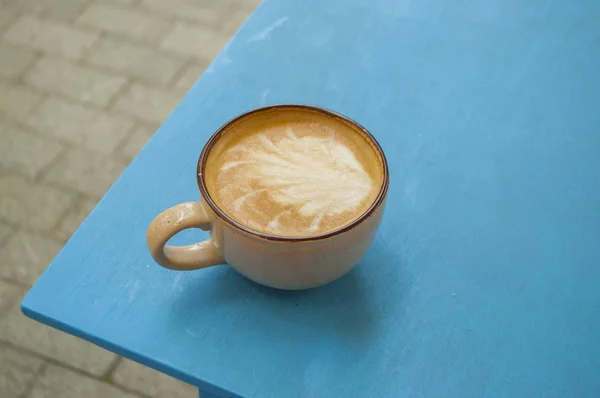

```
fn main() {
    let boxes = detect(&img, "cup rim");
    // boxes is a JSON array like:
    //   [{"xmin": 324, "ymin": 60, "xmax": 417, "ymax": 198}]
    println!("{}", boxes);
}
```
[{"xmin": 196, "ymin": 104, "xmax": 390, "ymax": 242}]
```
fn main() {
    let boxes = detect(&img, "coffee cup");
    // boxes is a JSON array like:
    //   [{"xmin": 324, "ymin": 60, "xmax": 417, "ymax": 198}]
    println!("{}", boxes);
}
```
[{"xmin": 146, "ymin": 105, "xmax": 389, "ymax": 290}]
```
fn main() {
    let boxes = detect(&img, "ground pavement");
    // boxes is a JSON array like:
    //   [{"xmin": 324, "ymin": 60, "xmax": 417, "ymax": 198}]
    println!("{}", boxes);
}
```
[{"xmin": 0, "ymin": 0, "xmax": 260, "ymax": 396}]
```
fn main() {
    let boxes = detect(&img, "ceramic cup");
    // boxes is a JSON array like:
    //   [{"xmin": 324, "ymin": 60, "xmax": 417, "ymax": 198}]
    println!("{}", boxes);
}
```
[{"xmin": 146, "ymin": 105, "xmax": 389, "ymax": 290}]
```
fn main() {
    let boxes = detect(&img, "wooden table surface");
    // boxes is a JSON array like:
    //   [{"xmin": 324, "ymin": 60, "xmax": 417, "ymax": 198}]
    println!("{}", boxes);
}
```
[{"xmin": 23, "ymin": 0, "xmax": 600, "ymax": 396}]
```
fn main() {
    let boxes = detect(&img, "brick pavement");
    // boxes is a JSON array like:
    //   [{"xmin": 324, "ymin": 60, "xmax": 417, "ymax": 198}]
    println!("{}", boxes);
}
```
[{"xmin": 0, "ymin": 1, "xmax": 260, "ymax": 396}]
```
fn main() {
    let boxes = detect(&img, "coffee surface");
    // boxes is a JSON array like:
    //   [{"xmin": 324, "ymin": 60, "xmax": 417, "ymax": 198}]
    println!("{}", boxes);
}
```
[{"xmin": 204, "ymin": 108, "xmax": 384, "ymax": 237}]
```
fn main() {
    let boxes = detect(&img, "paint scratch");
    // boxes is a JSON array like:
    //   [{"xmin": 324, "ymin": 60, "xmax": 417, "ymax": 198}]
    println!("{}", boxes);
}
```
[
  {"xmin": 171, "ymin": 273, "xmax": 183, "ymax": 292},
  {"xmin": 260, "ymin": 89, "xmax": 270, "ymax": 105},
  {"xmin": 125, "ymin": 280, "xmax": 141, "ymax": 303},
  {"xmin": 185, "ymin": 328, "xmax": 197, "ymax": 337},
  {"xmin": 247, "ymin": 17, "xmax": 288, "ymax": 42}
]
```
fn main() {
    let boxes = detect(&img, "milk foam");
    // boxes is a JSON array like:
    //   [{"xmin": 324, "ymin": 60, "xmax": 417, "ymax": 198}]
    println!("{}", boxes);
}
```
[{"xmin": 205, "ymin": 111, "xmax": 382, "ymax": 237}]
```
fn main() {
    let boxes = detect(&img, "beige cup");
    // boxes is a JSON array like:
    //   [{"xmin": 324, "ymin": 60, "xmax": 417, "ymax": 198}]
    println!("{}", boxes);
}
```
[{"xmin": 146, "ymin": 105, "xmax": 389, "ymax": 290}]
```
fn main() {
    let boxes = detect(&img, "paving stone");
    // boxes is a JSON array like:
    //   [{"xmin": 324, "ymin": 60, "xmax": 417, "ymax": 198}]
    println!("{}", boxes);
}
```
[
  {"xmin": 43, "ymin": 147, "xmax": 127, "ymax": 198},
  {"xmin": 229, "ymin": 0, "xmax": 263, "ymax": 12},
  {"xmin": 0, "ymin": 0, "xmax": 247, "ymax": 394},
  {"xmin": 3, "ymin": 15, "xmax": 98, "ymax": 60},
  {"xmin": 77, "ymin": 3, "xmax": 172, "ymax": 44},
  {"xmin": 140, "ymin": 0, "xmax": 229, "ymax": 26},
  {"xmin": 0, "ymin": 222, "xmax": 12, "ymax": 245},
  {"xmin": 0, "ymin": 343, "xmax": 44, "ymax": 398},
  {"xmin": 113, "ymin": 359, "xmax": 196, "ymax": 398},
  {"xmin": 220, "ymin": 8, "xmax": 253, "ymax": 36},
  {"xmin": 29, "ymin": 364, "xmax": 139, "ymax": 398},
  {"xmin": 0, "ymin": 289, "xmax": 118, "ymax": 376},
  {"xmin": 2, "ymin": 0, "xmax": 90, "ymax": 21},
  {"xmin": 120, "ymin": 124, "xmax": 156, "ymax": 161},
  {"xmin": 106, "ymin": 0, "xmax": 139, "ymax": 5},
  {"xmin": 0, "ymin": 231, "xmax": 63, "ymax": 285},
  {"xmin": 0, "ymin": 81, "xmax": 43, "ymax": 122},
  {"xmin": 0, "ymin": 42, "xmax": 35, "ymax": 80},
  {"xmin": 174, "ymin": 63, "xmax": 206, "ymax": 91},
  {"xmin": 0, "ymin": 174, "xmax": 76, "ymax": 233},
  {"xmin": 86, "ymin": 36, "xmax": 186, "ymax": 85},
  {"xmin": 26, "ymin": 97, "xmax": 134, "ymax": 153},
  {"xmin": 0, "ymin": 280, "xmax": 20, "ymax": 315},
  {"xmin": 26, "ymin": 57, "xmax": 127, "ymax": 107},
  {"xmin": 114, "ymin": 83, "xmax": 181, "ymax": 124},
  {"xmin": 0, "ymin": 122, "xmax": 64, "ymax": 178},
  {"xmin": 160, "ymin": 22, "xmax": 229, "ymax": 62},
  {"xmin": 0, "ymin": 7, "xmax": 20, "ymax": 34},
  {"xmin": 55, "ymin": 198, "xmax": 97, "ymax": 241}
]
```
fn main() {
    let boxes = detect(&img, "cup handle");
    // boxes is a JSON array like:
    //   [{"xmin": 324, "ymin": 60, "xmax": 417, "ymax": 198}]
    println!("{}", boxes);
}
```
[{"xmin": 146, "ymin": 202, "xmax": 224, "ymax": 270}]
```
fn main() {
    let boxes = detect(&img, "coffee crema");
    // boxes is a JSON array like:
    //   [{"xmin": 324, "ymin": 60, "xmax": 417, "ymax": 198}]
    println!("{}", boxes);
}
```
[{"xmin": 204, "ymin": 108, "xmax": 384, "ymax": 237}]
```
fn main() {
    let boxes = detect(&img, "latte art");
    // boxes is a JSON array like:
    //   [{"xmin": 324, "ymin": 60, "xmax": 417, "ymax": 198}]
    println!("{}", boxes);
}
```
[
  {"xmin": 223, "ymin": 130, "xmax": 372, "ymax": 233},
  {"xmin": 204, "ymin": 109, "xmax": 383, "ymax": 237}
]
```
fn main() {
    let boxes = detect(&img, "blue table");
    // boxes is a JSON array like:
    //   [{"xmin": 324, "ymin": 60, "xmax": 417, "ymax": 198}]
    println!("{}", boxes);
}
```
[{"xmin": 23, "ymin": 0, "xmax": 600, "ymax": 397}]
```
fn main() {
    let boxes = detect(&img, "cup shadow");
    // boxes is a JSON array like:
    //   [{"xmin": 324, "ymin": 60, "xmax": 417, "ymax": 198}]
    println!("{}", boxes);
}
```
[{"xmin": 169, "ymin": 238, "xmax": 409, "ymax": 345}]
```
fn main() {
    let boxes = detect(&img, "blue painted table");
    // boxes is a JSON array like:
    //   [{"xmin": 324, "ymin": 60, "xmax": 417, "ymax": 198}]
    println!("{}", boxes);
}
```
[{"xmin": 22, "ymin": 0, "xmax": 600, "ymax": 397}]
